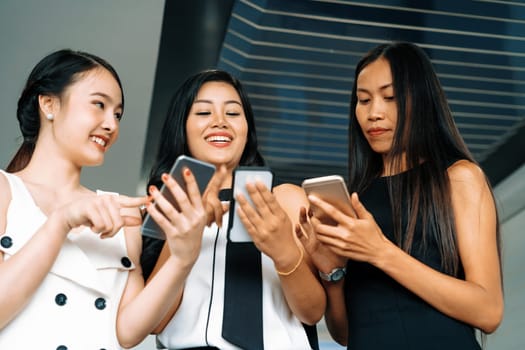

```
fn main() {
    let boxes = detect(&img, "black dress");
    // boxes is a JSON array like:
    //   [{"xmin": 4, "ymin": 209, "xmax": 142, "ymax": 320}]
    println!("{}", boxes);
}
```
[{"xmin": 345, "ymin": 163, "xmax": 481, "ymax": 350}]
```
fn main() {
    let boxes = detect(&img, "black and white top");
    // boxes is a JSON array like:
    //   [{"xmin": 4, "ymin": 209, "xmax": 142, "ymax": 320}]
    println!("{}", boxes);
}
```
[{"xmin": 156, "ymin": 211, "xmax": 311, "ymax": 350}]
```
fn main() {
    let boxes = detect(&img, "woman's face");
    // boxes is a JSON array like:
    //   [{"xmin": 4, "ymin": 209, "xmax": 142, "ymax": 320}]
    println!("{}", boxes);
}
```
[
  {"xmin": 186, "ymin": 81, "xmax": 248, "ymax": 171},
  {"xmin": 355, "ymin": 57, "xmax": 398, "ymax": 157},
  {"xmin": 50, "ymin": 67, "xmax": 123, "ymax": 167}
]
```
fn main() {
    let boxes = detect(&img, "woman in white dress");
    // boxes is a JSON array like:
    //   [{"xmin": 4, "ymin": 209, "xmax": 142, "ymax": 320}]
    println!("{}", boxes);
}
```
[{"xmin": 0, "ymin": 49, "xmax": 223, "ymax": 349}]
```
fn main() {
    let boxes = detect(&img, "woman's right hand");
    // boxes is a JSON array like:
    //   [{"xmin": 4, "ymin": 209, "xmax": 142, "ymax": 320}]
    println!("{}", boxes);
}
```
[
  {"xmin": 145, "ymin": 168, "xmax": 208, "ymax": 267},
  {"xmin": 54, "ymin": 193, "xmax": 145, "ymax": 238},
  {"xmin": 202, "ymin": 165, "xmax": 229, "ymax": 227}
]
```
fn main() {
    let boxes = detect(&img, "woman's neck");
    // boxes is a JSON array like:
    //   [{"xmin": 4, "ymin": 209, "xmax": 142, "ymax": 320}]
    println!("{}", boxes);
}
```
[
  {"xmin": 17, "ymin": 153, "xmax": 83, "ymax": 193},
  {"xmin": 381, "ymin": 154, "xmax": 408, "ymax": 176}
]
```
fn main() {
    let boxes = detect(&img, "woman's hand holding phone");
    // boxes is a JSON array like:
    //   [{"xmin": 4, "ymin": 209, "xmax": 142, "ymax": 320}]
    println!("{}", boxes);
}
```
[
  {"xmin": 145, "ymin": 165, "xmax": 208, "ymax": 265},
  {"xmin": 301, "ymin": 175, "xmax": 356, "ymax": 224},
  {"xmin": 142, "ymin": 155, "xmax": 215, "ymax": 240},
  {"xmin": 228, "ymin": 167, "xmax": 274, "ymax": 243},
  {"xmin": 202, "ymin": 164, "xmax": 229, "ymax": 228},
  {"xmin": 231, "ymin": 171, "xmax": 304, "ymax": 270}
]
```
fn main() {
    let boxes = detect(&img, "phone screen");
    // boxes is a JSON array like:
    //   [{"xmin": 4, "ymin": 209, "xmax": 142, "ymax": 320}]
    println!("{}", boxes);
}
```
[
  {"xmin": 141, "ymin": 155, "xmax": 216, "ymax": 240},
  {"xmin": 228, "ymin": 166, "xmax": 273, "ymax": 242}
]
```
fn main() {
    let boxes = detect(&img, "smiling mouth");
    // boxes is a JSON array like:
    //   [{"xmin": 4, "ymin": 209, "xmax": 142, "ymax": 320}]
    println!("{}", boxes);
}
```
[
  {"xmin": 90, "ymin": 136, "xmax": 107, "ymax": 147},
  {"xmin": 206, "ymin": 135, "xmax": 232, "ymax": 143}
]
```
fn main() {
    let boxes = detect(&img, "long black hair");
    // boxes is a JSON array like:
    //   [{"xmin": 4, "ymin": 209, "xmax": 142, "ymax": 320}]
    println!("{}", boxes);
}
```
[
  {"xmin": 348, "ymin": 42, "xmax": 501, "ymax": 277},
  {"xmin": 141, "ymin": 69, "xmax": 264, "ymax": 280},
  {"xmin": 147, "ymin": 69, "xmax": 264, "ymax": 191},
  {"xmin": 7, "ymin": 49, "xmax": 123, "ymax": 172}
]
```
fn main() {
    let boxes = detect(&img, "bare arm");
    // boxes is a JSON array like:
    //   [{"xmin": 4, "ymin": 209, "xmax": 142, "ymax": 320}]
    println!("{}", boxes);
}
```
[
  {"xmin": 373, "ymin": 160, "xmax": 503, "ymax": 332},
  {"xmin": 115, "ymin": 221, "xmax": 194, "ymax": 347},
  {"xmin": 0, "ymin": 175, "xmax": 69, "ymax": 328},
  {"xmin": 236, "ymin": 182, "xmax": 326, "ymax": 324},
  {"xmin": 322, "ymin": 281, "xmax": 348, "ymax": 345},
  {"xmin": 148, "ymin": 242, "xmax": 184, "ymax": 334},
  {"xmin": 0, "ymin": 174, "xmax": 144, "ymax": 329},
  {"xmin": 310, "ymin": 160, "xmax": 503, "ymax": 333},
  {"xmin": 296, "ymin": 206, "xmax": 348, "ymax": 345},
  {"xmin": 116, "ymin": 167, "xmax": 222, "ymax": 347}
]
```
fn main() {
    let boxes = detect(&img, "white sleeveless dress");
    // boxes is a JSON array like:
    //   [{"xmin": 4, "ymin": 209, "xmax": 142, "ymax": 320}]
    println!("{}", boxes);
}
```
[{"xmin": 0, "ymin": 170, "xmax": 134, "ymax": 350}]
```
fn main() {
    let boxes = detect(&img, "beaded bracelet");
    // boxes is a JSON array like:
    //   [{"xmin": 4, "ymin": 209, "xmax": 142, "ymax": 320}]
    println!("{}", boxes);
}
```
[{"xmin": 276, "ymin": 248, "xmax": 304, "ymax": 276}]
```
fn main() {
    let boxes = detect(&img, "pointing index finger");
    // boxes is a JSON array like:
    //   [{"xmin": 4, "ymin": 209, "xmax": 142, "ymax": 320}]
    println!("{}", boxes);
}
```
[{"xmin": 117, "ymin": 194, "xmax": 148, "ymax": 208}]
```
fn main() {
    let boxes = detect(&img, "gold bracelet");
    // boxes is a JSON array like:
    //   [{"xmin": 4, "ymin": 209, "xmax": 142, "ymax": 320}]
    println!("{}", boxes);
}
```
[{"xmin": 276, "ymin": 248, "xmax": 304, "ymax": 276}]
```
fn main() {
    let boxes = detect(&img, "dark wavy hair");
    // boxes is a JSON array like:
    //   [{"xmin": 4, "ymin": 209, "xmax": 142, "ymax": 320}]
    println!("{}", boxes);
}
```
[
  {"xmin": 347, "ymin": 42, "xmax": 501, "ymax": 277},
  {"xmin": 147, "ymin": 69, "xmax": 264, "ymax": 191},
  {"xmin": 6, "ymin": 49, "xmax": 123, "ymax": 172}
]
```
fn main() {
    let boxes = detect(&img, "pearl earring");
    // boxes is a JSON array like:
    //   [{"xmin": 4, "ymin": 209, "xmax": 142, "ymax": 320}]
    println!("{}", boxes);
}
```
[{"xmin": 46, "ymin": 113, "xmax": 54, "ymax": 121}]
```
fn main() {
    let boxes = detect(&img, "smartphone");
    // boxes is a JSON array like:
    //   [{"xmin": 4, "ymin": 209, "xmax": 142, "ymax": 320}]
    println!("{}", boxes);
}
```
[
  {"xmin": 301, "ymin": 175, "xmax": 355, "ymax": 218},
  {"xmin": 141, "ymin": 155, "xmax": 216, "ymax": 239},
  {"xmin": 228, "ymin": 166, "xmax": 274, "ymax": 243}
]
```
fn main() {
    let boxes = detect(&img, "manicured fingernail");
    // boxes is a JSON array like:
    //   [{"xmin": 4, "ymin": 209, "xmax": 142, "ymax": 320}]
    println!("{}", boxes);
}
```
[{"xmin": 161, "ymin": 173, "xmax": 169, "ymax": 181}]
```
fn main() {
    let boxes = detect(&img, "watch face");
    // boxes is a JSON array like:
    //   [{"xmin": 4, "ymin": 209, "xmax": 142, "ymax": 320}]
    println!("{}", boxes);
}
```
[
  {"xmin": 319, "ymin": 266, "xmax": 346, "ymax": 282},
  {"xmin": 330, "ymin": 268, "xmax": 345, "ymax": 282}
]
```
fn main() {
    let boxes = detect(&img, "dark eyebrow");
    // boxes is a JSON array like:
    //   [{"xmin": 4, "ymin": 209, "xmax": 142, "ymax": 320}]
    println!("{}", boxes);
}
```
[
  {"xmin": 90, "ymin": 92, "xmax": 123, "ymax": 109},
  {"xmin": 193, "ymin": 99, "xmax": 212, "ymax": 104},
  {"xmin": 193, "ymin": 99, "xmax": 242, "ymax": 106},
  {"xmin": 224, "ymin": 100, "xmax": 242, "ymax": 106},
  {"xmin": 357, "ymin": 83, "xmax": 393, "ymax": 94}
]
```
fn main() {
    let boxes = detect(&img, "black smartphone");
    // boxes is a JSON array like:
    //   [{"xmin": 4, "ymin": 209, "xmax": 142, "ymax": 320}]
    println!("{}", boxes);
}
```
[
  {"xmin": 141, "ymin": 155, "xmax": 216, "ymax": 240},
  {"xmin": 228, "ymin": 166, "xmax": 274, "ymax": 242},
  {"xmin": 302, "ymin": 175, "xmax": 356, "ymax": 218}
]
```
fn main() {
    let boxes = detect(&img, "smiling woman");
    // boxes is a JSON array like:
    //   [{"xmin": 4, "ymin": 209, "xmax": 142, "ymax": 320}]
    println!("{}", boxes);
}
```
[
  {"xmin": 46, "ymin": 68, "xmax": 123, "ymax": 165},
  {"xmin": 186, "ymin": 81, "xmax": 249, "ymax": 169},
  {"xmin": 0, "ymin": 49, "xmax": 217, "ymax": 350},
  {"xmin": 6, "ymin": 51, "xmax": 124, "ymax": 174},
  {"xmin": 0, "ymin": 49, "xmax": 140, "ymax": 349},
  {"xmin": 141, "ymin": 69, "xmax": 326, "ymax": 350}
]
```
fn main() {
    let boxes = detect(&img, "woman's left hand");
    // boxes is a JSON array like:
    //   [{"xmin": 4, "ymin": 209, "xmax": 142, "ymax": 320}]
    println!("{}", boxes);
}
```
[
  {"xmin": 235, "ymin": 181, "xmax": 297, "ymax": 261},
  {"xmin": 308, "ymin": 192, "xmax": 391, "ymax": 264},
  {"xmin": 296, "ymin": 207, "xmax": 347, "ymax": 273},
  {"xmin": 237, "ymin": 182, "xmax": 327, "ymax": 325}
]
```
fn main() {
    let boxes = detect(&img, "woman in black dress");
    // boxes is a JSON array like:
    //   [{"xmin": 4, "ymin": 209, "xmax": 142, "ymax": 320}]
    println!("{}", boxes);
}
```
[{"xmin": 298, "ymin": 42, "xmax": 503, "ymax": 350}]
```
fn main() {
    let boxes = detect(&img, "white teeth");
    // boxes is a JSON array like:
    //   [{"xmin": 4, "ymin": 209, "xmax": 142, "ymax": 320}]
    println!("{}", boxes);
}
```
[
  {"xmin": 206, "ymin": 136, "xmax": 231, "ymax": 142},
  {"xmin": 91, "ymin": 136, "xmax": 107, "ymax": 147}
]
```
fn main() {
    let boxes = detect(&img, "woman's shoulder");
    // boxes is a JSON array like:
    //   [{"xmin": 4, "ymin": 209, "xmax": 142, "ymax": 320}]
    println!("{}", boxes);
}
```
[
  {"xmin": 447, "ymin": 159, "xmax": 485, "ymax": 181},
  {"xmin": 272, "ymin": 182, "xmax": 309, "ymax": 210},
  {"xmin": 447, "ymin": 159, "xmax": 489, "ymax": 192},
  {"xmin": 273, "ymin": 182, "xmax": 306, "ymax": 199}
]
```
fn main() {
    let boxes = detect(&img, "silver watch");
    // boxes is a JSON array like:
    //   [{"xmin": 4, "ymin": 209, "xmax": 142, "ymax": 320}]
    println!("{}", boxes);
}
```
[{"xmin": 318, "ymin": 267, "xmax": 346, "ymax": 282}]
